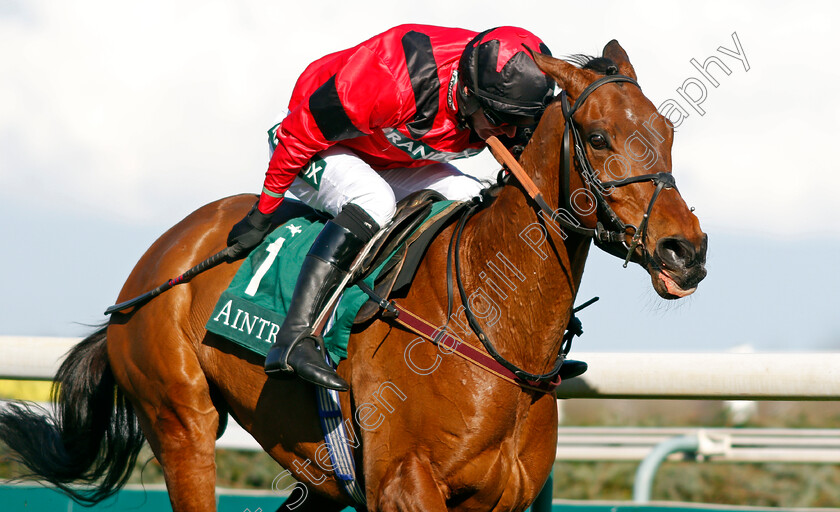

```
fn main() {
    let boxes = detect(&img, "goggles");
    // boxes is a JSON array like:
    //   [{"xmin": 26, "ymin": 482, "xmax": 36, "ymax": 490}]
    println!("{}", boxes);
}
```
[{"xmin": 482, "ymin": 107, "xmax": 537, "ymax": 128}]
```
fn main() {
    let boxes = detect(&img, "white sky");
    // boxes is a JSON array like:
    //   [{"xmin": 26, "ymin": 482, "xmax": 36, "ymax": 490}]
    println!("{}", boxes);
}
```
[
  {"xmin": 2, "ymin": 0, "xmax": 839, "ymax": 236},
  {"xmin": 1, "ymin": 0, "xmax": 839, "ymax": 347}
]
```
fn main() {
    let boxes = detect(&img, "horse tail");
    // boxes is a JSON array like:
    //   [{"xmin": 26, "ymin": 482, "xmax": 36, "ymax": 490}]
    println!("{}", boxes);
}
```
[{"xmin": 0, "ymin": 325, "xmax": 145, "ymax": 504}]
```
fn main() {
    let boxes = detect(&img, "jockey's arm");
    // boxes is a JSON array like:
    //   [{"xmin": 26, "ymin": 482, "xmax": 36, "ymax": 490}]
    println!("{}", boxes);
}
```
[
  {"xmin": 226, "ymin": 48, "xmax": 404, "ymax": 257},
  {"xmin": 257, "ymin": 47, "xmax": 404, "ymax": 214}
]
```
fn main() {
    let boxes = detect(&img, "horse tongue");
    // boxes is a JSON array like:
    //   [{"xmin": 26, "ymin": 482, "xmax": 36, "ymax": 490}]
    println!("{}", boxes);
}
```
[{"xmin": 658, "ymin": 270, "xmax": 696, "ymax": 298}]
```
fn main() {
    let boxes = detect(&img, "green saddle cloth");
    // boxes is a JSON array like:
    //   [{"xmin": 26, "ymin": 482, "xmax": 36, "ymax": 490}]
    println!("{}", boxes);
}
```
[{"xmin": 205, "ymin": 201, "xmax": 454, "ymax": 363}]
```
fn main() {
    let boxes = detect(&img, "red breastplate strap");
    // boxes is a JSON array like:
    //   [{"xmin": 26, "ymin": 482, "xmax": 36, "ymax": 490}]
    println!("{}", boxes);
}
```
[{"xmin": 385, "ymin": 301, "xmax": 561, "ymax": 394}]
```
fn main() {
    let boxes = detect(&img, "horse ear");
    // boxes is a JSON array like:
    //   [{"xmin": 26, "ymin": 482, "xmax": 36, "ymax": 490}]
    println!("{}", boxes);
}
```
[
  {"xmin": 530, "ymin": 49, "xmax": 588, "ymax": 98},
  {"xmin": 602, "ymin": 39, "xmax": 637, "ymax": 80}
]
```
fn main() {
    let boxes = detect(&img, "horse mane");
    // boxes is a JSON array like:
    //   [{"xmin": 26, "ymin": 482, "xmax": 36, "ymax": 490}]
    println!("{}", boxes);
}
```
[{"xmin": 564, "ymin": 54, "xmax": 618, "ymax": 75}]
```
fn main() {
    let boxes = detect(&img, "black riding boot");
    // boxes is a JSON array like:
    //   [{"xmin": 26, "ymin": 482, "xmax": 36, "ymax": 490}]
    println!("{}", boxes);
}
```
[{"xmin": 264, "ymin": 209, "xmax": 377, "ymax": 390}]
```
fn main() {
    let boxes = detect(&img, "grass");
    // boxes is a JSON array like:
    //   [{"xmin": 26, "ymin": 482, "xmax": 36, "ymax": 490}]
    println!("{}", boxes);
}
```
[
  {"xmin": 1, "ymin": 394, "xmax": 840, "ymax": 507},
  {"xmin": 551, "ymin": 461, "xmax": 840, "ymax": 507},
  {"xmin": 551, "ymin": 398, "xmax": 840, "ymax": 507}
]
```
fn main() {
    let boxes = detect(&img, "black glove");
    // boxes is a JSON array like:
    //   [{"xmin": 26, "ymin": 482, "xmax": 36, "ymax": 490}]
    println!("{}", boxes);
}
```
[{"xmin": 226, "ymin": 202, "xmax": 274, "ymax": 259}]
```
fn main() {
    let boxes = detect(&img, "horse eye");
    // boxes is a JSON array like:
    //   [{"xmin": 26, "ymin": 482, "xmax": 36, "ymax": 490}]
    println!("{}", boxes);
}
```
[{"xmin": 589, "ymin": 133, "xmax": 608, "ymax": 149}]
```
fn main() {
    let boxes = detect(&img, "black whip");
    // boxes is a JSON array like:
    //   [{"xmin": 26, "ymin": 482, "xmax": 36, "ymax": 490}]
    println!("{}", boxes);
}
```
[{"xmin": 104, "ymin": 247, "xmax": 234, "ymax": 315}]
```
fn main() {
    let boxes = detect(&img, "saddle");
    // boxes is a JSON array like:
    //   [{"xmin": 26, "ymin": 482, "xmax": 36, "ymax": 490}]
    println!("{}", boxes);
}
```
[
  {"xmin": 353, "ymin": 191, "xmax": 466, "ymax": 323},
  {"xmin": 267, "ymin": 190, "xmax": 468, "ymax": 324},
  {"xmin": 218, "ymin": 189, "xmax": 588, "ymax": 382}
]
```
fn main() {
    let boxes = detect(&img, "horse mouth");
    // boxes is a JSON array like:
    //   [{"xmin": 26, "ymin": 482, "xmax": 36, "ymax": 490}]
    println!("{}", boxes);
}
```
[{"xmin": 652, "ymin": 269, "xmax": 697, "ymax": 299}]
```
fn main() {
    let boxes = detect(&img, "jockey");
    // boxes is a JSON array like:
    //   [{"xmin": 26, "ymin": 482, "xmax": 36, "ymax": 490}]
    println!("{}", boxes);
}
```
[{"xmin": 226, "ymin": 25, "xmax": 555, "ymax": 391}]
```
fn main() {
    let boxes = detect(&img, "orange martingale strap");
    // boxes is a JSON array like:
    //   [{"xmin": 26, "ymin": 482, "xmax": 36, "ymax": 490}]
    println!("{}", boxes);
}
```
[
  {"xmin": 485, "ymin": 135, "xmax": 598, "ymax": 239},
  {"xmin": 388, "ymin": 301, "xmax": 561, "ymax": 394},
  {"xmin": 485, "ymin": 136, "xmax": 543, "ymax": 200}
]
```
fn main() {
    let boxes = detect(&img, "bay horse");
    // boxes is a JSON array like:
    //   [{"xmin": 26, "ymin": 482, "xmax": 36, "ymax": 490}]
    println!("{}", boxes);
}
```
[{"xmin": 0, "ymin": 41, "xmax": 706, "ymax": 511}]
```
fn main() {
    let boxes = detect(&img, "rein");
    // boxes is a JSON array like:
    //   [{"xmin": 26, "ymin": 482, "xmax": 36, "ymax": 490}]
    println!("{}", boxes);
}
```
[
  {"xmin": 357, "ymin": 195, "xmax": 593, "ymax": 393},
  {"xmin": 355, "ymin": 194, "xmax": 589, "ymax": 393},
  {"xmin": 448, "ymin": 200, "xmax": 584, "ymax": 384},
  {"xmin": 358, "ymin": 74, "xmax": 679, "ymax": 391},
  {"xmin": 445, "ymin": 74, "xmax": 678, "ymax": 386},
  {"xmin": 357, "ymin": 278, "xmax": 566, "ymax": 394}
]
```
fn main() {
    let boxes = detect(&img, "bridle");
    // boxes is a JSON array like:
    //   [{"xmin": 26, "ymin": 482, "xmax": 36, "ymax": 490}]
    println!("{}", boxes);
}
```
[
  {"xmin": 449, "ymin": 73, "xmax": 681, "ymax": 385},
  {"xmin": 558, "ymin": 74, "xmax": 677, "ymax": 267}
]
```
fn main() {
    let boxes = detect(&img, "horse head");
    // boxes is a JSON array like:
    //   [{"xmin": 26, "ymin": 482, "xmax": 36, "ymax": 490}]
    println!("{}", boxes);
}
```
[{"xmin": 529, "ymin": 40, "xmax": 707, "ymax": 299}]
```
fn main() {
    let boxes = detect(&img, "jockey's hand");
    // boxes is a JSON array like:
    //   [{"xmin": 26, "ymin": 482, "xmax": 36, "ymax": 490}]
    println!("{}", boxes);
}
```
[{"xmin": 226, "ymin": 202, "xmax": 274, "ymax": 259}]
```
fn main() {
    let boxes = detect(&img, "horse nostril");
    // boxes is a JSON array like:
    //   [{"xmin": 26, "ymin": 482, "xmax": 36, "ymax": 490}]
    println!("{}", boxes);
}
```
[{"xmin": 655, "ymin": 237, "xmax": 696, "ymax": 269}]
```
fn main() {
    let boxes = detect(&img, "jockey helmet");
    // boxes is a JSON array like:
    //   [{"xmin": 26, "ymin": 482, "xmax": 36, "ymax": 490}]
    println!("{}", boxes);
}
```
[{"xmin": 457, "ymin": 27, "xmax": 554, "ymax": 126}]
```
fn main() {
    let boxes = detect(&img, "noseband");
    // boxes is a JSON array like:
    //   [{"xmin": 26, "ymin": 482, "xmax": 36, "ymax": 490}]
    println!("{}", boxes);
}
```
[{"xmin": 559, "ymin": 74, "xmax": 677, "ymax": 266}]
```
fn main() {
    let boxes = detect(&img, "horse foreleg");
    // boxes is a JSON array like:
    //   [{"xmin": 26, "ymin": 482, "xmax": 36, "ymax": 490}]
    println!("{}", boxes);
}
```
[{"xmin": 375, "ymin": 455, "xmax": 448, "ymax": 512}]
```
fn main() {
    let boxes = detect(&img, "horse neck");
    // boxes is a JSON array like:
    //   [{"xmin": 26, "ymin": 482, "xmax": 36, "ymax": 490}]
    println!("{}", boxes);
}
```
[{"xmin": 460, "ymin": 119, "xmax": 591, "ymax": 372}]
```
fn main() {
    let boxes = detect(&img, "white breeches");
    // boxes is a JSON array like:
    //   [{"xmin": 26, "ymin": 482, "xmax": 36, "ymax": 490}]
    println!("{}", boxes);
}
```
[{"xmin": 282, "ymin": 145, "xmax": 487, "ymax": 228}]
